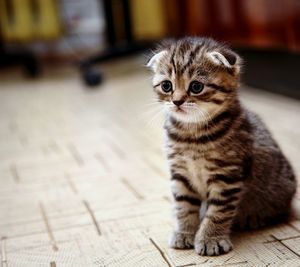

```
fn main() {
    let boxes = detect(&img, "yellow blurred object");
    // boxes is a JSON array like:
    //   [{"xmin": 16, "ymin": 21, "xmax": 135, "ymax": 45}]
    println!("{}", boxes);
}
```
[
  {"xmin": 34, "ymin": 0, "xmax": 61, "ymax": 40},
  {"xmin": 0, "ymin": 0, "xmax": 32, "ymax": 41},
  {"xmin": 131, "ymin": 0, "xmax": 166, "ymax": 40},
  {"xmin": 0, "ymin": 0, "xmax": 61, "ymax": 42}
]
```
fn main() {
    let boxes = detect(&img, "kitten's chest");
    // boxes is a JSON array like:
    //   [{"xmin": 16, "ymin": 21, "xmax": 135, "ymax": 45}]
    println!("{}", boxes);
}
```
[
  {"xmin": 185, "ymin": 153, "xmax": 209, "ymax": 199},
  {"xmin": 166, "ymin": 136, "xmax": 212, "ymax": 198}
]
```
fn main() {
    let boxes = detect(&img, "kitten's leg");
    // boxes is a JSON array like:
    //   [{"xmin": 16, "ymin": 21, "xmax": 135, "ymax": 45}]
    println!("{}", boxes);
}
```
[
  {"xmin": 169, "ymin": 173, "xmax": 202, "ymax": 249},
  {"xmin": 194, "ymin": 176, "xmax": 242, "ymax": 256}
]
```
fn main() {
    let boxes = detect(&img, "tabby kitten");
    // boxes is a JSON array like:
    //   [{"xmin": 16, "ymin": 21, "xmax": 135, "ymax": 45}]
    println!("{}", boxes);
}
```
[{"xmin": 147, "ymin": 37, "xmax": 296, "ymax": 256}]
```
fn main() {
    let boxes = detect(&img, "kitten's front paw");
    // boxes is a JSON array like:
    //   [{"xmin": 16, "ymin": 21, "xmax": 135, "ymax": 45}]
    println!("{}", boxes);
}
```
[
  {"xmin": 169, "ymin": 231, "xmax": 195, "ymax": 249},
  {"xmin": 194, "ymin": 236, "xmax": 232, "ymax": 256}
]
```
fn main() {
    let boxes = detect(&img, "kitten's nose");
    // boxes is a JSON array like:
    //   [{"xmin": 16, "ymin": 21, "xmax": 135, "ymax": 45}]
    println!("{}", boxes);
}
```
[{"xmin": 173, "ymin": 100, "xmax": 184, "ymax": 106}]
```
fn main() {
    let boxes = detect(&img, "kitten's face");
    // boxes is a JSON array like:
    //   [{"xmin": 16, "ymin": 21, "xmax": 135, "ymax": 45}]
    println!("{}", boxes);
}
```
[{"xmin": 147, "ymin": 38, "xmax": 241, "ymax": 123}]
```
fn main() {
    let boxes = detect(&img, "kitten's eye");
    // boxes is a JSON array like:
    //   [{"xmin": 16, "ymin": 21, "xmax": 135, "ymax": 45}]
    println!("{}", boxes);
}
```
[
  {"xmin": 189, "ymin": 81, "xmax": 204, "ymax": 94},
  {"xmin": 161, "ymin": 80, "xmax": 172, "ymax": 93}
]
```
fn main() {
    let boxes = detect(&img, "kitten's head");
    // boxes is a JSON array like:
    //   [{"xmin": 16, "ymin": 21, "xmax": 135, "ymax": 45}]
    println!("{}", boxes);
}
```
[{"xmin": 147, "ymin": 37, "xmax": 242, "ymax": 123}]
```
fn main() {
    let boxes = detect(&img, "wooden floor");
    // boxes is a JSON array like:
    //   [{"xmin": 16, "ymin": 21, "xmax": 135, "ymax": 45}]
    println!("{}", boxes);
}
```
[{"xmin": 0, "ymin": 57, "xmax": 300, "ymax": 267}]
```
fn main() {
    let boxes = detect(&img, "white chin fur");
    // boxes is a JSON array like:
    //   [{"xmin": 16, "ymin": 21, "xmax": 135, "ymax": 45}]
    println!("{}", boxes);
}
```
[
  {"xmin": 166, "ymin": 106, "xmax": 206, "ymax": 123},
  {"xmin": 171, "ymin": 111, "xmax": 204, "ymax": 123}
]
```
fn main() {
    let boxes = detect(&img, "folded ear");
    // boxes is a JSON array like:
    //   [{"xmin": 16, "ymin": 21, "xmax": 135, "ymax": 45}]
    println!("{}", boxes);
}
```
[
  {"xmin": 207, "ymin": 50, "xmax": 238, "ymax": 68},
  {"xmin": 147, "ymin": 50, "xmax": 168, "ymax": 72}
]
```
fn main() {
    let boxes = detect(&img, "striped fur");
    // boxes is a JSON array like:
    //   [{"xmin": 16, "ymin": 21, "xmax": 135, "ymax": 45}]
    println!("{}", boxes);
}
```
[{"xmin": 147, "ymin": 37, "xmax": 297, "ymax": 256}]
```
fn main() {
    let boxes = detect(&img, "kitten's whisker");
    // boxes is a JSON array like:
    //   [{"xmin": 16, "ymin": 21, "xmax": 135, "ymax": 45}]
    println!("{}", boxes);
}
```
[
  {"xmin": 142, "ymin": 100, "xmax": 162, "ymax": 107},
  {"xmin": 138, "ymin": 104, "xmax": 165, "ymax": 125},
  {"xmin": 140, "ymin": 105, "xmax": 163, "ymax": 117},
  {"xmin": 146, "ymin": 106, "xmax": 165, "ymax": 129}
]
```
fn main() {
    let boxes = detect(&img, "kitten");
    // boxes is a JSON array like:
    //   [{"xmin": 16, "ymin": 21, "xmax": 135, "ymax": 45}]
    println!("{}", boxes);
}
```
[{"xmin": 147, "ymin": 37, "xmax": 296, "ymax": 256}]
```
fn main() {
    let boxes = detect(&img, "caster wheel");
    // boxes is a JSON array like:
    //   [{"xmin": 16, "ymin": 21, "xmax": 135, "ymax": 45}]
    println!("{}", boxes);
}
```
[{"xmin": 82, "ymin": 68, "xmax": 103, "ymax": 87}]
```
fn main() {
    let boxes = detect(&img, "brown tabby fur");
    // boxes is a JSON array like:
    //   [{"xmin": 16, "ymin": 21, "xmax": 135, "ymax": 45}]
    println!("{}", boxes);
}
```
[{"xmin": 147, "ymin": 37, "xmax": 296, "ymax": 256}]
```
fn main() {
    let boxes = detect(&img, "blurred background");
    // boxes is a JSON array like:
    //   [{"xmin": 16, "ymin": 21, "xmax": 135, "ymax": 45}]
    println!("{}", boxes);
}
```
[{"xmin": 1, "ymin": 0, "xmax": 300, "ymax": 96}]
